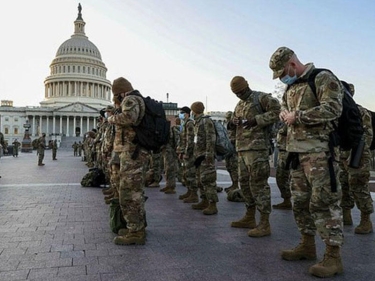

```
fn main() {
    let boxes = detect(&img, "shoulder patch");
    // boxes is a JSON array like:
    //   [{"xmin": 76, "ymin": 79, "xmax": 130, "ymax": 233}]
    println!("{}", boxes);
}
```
[{"xmin": 328, "ymin": 81, "xmax": 339, "ymax": 91}]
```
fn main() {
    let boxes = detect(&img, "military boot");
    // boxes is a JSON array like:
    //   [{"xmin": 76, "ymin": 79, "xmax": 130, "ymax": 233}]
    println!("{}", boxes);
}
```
[
  {"xmin": 159, "ymin": 186, "xmax": 169, "ymax": 192},
  {"xmin": 183, "ymin": 190, "xmax": 199, "ymax": 203},
  {"xmin": 118, "ymin": 228, "xmax": 129, "ymax": 236},
  {"xmin": 231, "ymin": 207, "xmax": 256, "ymax": 228},
  {"xmin": 355, "ymin": 212, "xmax": 373, "ymax": 234},
  {"xmin": 113, "ymin": 230, "xmax": 146, "ymax": 245},
  {"xmin": 192, "ymin": 198, "xmax": 209, "ymax": 210},
  {"xmin": 102, "ymin": 188, "xmax": 114, "ymax": 195},
  {"xmin": 224, "ymin": 178, "xmax": 239, "ymax": 193},
  {"xmin": 164, "ymin": 187, "xmax": 176, "ymax": 194},
  {"xmin": 179, "ymin": 189, "xmax": 191, "ymax": 200},
  {"xmin": 247, "ymin": 213, "xmax": 271, "ymax": 237},
  {"xmin": 343, "ymin": 208, "xmax": 353, "ymax": 225},
  {"xmin": 309, "ymin": 245, "xmax": 343, "ymax": 278},
  {"xmin": 148, "ymin": 181, "xmax": 160, "ymax": 188},
  {"xmin": 272, "ymin": 198, "xmax": 292, "ymax": 210},
  {"xmin": 281, "ymin": 234, "xmax": 316, "ymax": 260},
  {"xmin": 203, "ymin": 202, "xmax": 218, "ymax": 215},
  {"xmin": 104, "ymin": 193, "xmax": 114, "ymax": 201}
]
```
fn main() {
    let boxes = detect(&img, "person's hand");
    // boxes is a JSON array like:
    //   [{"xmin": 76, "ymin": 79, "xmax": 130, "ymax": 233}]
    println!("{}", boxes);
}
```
[
  {"xmin": 243, "ymin": 118, "xmax": 257, "ymax": 128},
  {"xmin": 283, "ymin": 111, "xmax": 297, "ymax": 126},
  {"xmin": 233, "ymin": 116, "xmax": 241, "ymax": 126}
]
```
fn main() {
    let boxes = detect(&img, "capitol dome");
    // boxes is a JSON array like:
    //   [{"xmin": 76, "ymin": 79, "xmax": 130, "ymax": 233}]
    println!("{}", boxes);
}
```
[{"xmin": 41, "ymin": 4, "xmax": 112, "ymax": 109}]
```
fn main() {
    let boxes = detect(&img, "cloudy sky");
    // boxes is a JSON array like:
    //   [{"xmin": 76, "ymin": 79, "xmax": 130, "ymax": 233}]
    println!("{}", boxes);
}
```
[{"xmin": 1, "ymin": 0, "xmax": 374, "ymax": 111}]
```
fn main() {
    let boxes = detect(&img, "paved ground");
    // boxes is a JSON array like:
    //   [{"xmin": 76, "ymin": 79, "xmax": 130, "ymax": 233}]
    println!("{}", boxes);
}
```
[{"xmin": 0, "ymin": 149, "xmax": 374, "ymax": 281}]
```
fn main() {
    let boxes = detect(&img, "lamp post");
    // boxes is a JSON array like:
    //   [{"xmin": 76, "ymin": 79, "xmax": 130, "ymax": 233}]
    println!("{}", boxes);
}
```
[{"xmin": 21, "ymin": 119, "xmax": 32, "ymax": 153}]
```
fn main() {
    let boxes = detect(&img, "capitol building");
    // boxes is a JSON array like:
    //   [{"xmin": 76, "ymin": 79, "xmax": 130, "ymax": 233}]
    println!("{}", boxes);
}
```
[
  {"xmin": 0, "ymin": 5, "xmax": 113, "ymax": 148},
  {"xmin": 0, "ymin": 4, "xmax": 227, "ymax": 150}
]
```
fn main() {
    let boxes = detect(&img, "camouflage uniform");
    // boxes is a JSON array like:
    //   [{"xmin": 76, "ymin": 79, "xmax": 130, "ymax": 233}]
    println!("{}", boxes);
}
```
[
  {"xmin": 72, "ymin": 142, "xmax": 78, "ymax": 156},
  {"xmin": 52, "ymin": 140, "xmax": 58, "ymax": 160},
  {"xmin": 281, "ymin": 64, "xmax": 344, "ymax": 245},
  {"xmin": 12, "ymin": 140, "xmax": 21, "ymax": 157},
  {"xmin": 193, "ymin": 114, "xmax": 217, "ymax": 203},
  {"xmin": 177, "ymin": 118, "xmax": 197, "ymax": 200},
  {"xmin": 339, "ymin": 105, "xmax": 374, "ymax": 229},
  {"xmin": 231, "ymin": 90, "xmax": 280, "ymax": 218},
  {"xmin": 101, "ymin": 118, "xmax": 114, "ymax": 187},
  {"xmin": 224, "ymin": 111, "xmax": 238, "ymax": 193},
  {"xmin": 274, "ymin": 123, "xmax": 292, "ymax": 207},
  {"xmin": 160, "ymin": 126, "xmax": 179, "ymax": 193},
  {"xmin": 94, "ymin": 120, "xmax": 105, "ymax": 169},
  {"xmin": 108, "ymin": 90, "xmax": 149, "ymax": 237},
  {"xmin": 37, "ymin": 134, "xmax": 46, "ymax": 166},
  {"xmin": 77, "ymin": 141, "xmax": 82, "ymax": 157}
]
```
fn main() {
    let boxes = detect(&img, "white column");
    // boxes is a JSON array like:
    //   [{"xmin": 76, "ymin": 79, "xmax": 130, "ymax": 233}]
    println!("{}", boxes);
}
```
[
  {"xmin": 66, "ymin": 116, "xmax": 70, "ymax": 137},
  {"xmin": 73, "ymin": 116, "xmax": 76, "ymax": 137},
  {"xmin": 53, "ymin": 116, "xmax": 56, "ymax": 134},
  {"xmin": 80, "ymin": 116, "xmax": 83, "ymax": 136},
  {"xmin": 59, "ymin": 116, "xmax": 62, "ymax": 135},
  {"xmin": 46, "ymin": 116, "xmax": 49, "ymax": 135},
  {"xmin": 86, "ymin": 117, "xmax": 89, "ymax": 132},
  {"xmin": 32, "ymin": 115, "xmax": 36, "ymax": 136},
  {"xmin": 93, "ymin": 117, "xmax": 96, "ymax": 129},
  {"xmin": 39, "ymin": 116, "xmax": 43, "ymax": 135}
]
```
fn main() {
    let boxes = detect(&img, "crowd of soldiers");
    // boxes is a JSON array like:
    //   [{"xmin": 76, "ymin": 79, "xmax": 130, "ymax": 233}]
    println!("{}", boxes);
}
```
[{"xmin": 74, "ymin": 46, "xmax": 374, "ymax": 278}]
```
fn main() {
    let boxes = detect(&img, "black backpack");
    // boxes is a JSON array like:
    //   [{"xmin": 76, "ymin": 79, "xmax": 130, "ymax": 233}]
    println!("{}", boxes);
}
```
[
  {"xmin": 81, "ymin": 168, "xmax": 106, "ymax": 187},
  {"xmin": 129, "ymin": 91, "xmax": 170, "ymax": 154},
  {"xmin": 303, "ymin": 68, "xmax": 364, "ymax": 151},
  {"xmin": 366, "ymin": 109, "xmax": 375, "ymax": 150}
]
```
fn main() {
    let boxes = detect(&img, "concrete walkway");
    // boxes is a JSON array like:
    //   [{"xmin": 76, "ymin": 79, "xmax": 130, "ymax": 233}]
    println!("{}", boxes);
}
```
[{"xmin": 0, "ymin": 149, "xmax": 374, "ymax": 281}]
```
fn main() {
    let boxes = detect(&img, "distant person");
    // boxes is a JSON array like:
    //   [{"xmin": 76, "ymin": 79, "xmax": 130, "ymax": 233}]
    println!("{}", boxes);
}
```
[
  {"xmin": 37, "ymin": 133, "xmax": 46, "ymax": 166},
  {"xmin": 12, "ymin": 139, "xmax": 21, "ymax": 157},
  {"xmin": 0, "ymin": 132, "xmax": 7, "ymax": 178},
  {"xmin": 52, "ymin": 139, "xmax": 58, "ymax": 160},
  {"xmin": 72, "ymin": 141, "xmax": 78, "ymax": 156},
  {"xmin": 190, "ymin": 101, "xmax": 218, "ymax": 215},
  {"xmin": 78, "ymin": 141, "xmax": 83, "ymax": 157},
  {"xmin": 269, "ymin": 46, "xmax": 344, "ymax": 277}
]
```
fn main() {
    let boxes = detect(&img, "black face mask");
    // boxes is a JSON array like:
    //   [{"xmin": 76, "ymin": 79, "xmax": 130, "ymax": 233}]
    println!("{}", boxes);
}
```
[{"xmin": 236, "ymin": 88, "xmax": 251, "ymax": 101}]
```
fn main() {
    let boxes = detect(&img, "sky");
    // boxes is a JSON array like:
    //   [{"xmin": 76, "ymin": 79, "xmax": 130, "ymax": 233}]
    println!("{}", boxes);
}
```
[{"xmin": 1, "ymin": 0, "xmax": 374, "ymax": 112}]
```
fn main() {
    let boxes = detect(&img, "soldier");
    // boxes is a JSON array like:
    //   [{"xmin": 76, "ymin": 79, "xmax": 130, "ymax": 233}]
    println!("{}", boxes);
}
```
[
  {"xmin": 101, "ymin": 106, "xmax": 117, "ymax": 203},
  {"xmin": 107, "ymin": 77, "xmax": 149, "ymax": 245},
  {"xmin": 190, "ymin": 101, "xmax": 218, "ymax": 215},
  {"xmin": 223, "ymin": 111, "xmax": 239, "ymax": 194},
  {"xmin": 37, "ymin": 133, "xmax": 46, "ymax": 166},
  {"xmin": 273, "ymin": 123, "xmax": 292, "ymax": 209},
  {"xmin": 160, "ymin": 123, "xmax": 179, "ymax": 194},
  {"xmin": 78, "ymin": 141, "xmax": 83, "ymax": 157},
  {"xmin": 176, "ymin": 106, "xmax": 198, "ymax": 203},
  {"xmin": 72, "ymin": 141, "xmax": 78, "ymax": 156},
  {"xmin": 269, "ymin": 46, "xmax": 344, "ymax": 277},
  {"xmin": 12, "ymin": 139, "xmax": 21, "ymax": 157},
  {"xmin": 173, "ymin": 117, "xmax": 184, "ymax": 184},
  {"xmin": 229, "ymin": 76, "xmax": 280, "ymax": 237},
  {"xmin": 0, "ymin": 132, "xmax": 7, "ymax": 178},
  {"xmin": 146, "ymin": 151, "xmax": 162, "ymax": 188},
  {"xmin": 52, "ymin": 139, "xmax": 58, "ymax": 160},
  {"xmin": 339, "ymin": 84, "xmax": 373, "ymax": 234}
]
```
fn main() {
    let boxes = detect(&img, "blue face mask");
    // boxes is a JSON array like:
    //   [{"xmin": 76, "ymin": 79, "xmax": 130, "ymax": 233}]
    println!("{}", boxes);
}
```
[
  {"xmin": 280, "ymin": 65, "xmax": 297, "ymax": 85},
  {"xmin": 179, "ymin": 113, "xmax": 185, "ymax": 120}
]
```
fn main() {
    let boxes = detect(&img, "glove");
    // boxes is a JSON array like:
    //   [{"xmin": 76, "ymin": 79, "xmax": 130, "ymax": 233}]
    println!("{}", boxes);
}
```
[{"xmin": 243, "ymin": 118, "xmax": 257, "ymax": 129}]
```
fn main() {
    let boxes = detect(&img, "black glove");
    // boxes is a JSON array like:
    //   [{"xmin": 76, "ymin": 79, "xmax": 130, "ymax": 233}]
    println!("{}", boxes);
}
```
[
  {"xmin": 243, "ymin": 118, "xmax": 257, "ymax": 129},
  {"xmin": 194, "ymin": 155, "xmax": 205, "ymax": 168}
]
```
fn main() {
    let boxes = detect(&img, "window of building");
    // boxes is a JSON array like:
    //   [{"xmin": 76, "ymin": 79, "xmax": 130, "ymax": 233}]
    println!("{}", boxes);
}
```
[
  {"xmin": 4, "ymin": 127, "xmax": 9, "ymax": 134},
  {"xmin": 14, "ymin": 117, "xmax": 18, "ymax": 122},
  {"xmin": 14, "ymin": 128, "xmax": 18, "ymax": 134},
  {"xmin": 5, "ymin": 117, "xmax": 9, "ymax": 122}
]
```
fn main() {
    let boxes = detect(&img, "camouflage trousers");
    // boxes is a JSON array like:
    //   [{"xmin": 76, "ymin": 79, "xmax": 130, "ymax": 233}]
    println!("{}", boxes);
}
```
[
  {"xmin": 52, "ymin": 150, "xmax": 57, "ymax": 160},
  {"xmin": 109, "ymin": 151, "xmax": 120, "ymax": 198},
  {"xmin": 38, "ymin": 151, "xmax": 45, "ymax": 164},
  {"xmin": 275, "ymin": 150, "xmax": 291, "ymax": 199},
  {"xmin": 196, "ymin": 158, "xmax": 218, "ymax": 202},
  {"xmin": 290, "ymin": 151, "xmax": 343, "ymax": 246},
  {"xmin": 224, "ymin": 151, "xmax": 238, "ymax": 182},
  {"xmin": 339, "ymin": 151, "xmax": 374, "ymax": 214},
  {"xmin": 183, "ymin": 156, "xmax": 197, "ymax": 191},
  {"xmin": 162, "ymin": 144, "xmax": 177, "ymax": 188},
  {"xmin": 238, "ymin": 150, "xmax": 271, "ymax": 214},
  {"xmin": 119, "ymin": 147, "xmax": 149, "ymax": 232},
  {"xmin": 151, "ymin": 152, "xmax": 162, "ymax": 183}
]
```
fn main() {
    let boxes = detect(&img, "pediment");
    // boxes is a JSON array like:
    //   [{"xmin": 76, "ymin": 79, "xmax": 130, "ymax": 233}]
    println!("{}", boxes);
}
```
[{"xmin": 55, "ymin": 102, "xmax": 99, "ymax": 113}]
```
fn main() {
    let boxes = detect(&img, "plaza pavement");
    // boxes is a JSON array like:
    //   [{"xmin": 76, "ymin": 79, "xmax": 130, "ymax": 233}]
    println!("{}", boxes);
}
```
[{"xmin": 0, "ymin": 148, "xmax": 374, "ymax": 281}]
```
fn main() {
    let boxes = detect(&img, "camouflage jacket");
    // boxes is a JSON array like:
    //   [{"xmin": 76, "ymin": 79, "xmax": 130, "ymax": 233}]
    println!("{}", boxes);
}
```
[
  {"xmin": 359, "ymin": 105, "xmax": 373, "ymax": 154},
  {"xmin": 231, "ymin": 91, "xmax": 281, "ymax": 152},
  {"xmin": 276, "ymin": 123, "xmax": 287, "ymax": 151},
  {"xmin": 107, "ymin": 91, "xmax": 145, "ymax": 151},
  {"xmin": 176, "ymin": 119, "xmax": 194, "ymax": 156},
  {"xmin": 101, "ymin": 120, "xmax": 115, "ymax": 156},
  {"xmin": 282, "ymin": 64, "xmax": 343, "ymax": 153},
  {"xmin": 193, "ymin": 114, "xmax": 216, "ymax": 159}
]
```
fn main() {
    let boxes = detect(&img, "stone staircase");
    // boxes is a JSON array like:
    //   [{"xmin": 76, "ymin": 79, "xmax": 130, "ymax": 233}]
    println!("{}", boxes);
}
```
[{"xmin": 60, "ymin": 136, "xmax": 84, "ymax": 149}]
